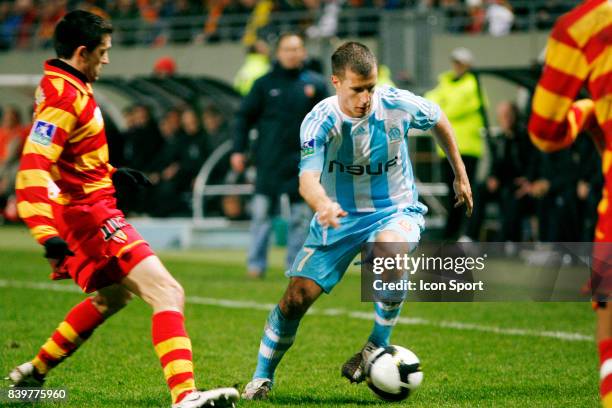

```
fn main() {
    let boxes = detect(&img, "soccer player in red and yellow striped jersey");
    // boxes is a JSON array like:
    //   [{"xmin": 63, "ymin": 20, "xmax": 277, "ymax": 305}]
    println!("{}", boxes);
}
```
[
  {"xmin": 528, "ymin": 1, "xmax": 612, "ymax": 406},
  {"xmin": 6, "ymin": 10, "xmax": 238, "ymax": 408}
]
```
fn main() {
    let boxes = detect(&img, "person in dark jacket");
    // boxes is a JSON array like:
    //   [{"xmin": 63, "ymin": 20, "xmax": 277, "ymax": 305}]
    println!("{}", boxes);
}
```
[
  {"xmin": 150, "ymin": 108, "xmax": 212, "ymax": 217},
  {"xmin": 230, "ymin": 32, "xmax": 328, "ymax": 278},
  {"xmin": 463, "ymin": 101, "xmax": 536, "ymax": 241}
]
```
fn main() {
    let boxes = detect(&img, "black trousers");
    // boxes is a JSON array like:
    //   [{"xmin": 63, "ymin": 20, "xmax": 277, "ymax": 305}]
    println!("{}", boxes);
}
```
[
  {"xmin": 442, "ymin": 155, "xmax": 479, "ymax": 240},
  {"xmin": 465, "ymin": 182, "xmax": 534, "ymax": 241}
]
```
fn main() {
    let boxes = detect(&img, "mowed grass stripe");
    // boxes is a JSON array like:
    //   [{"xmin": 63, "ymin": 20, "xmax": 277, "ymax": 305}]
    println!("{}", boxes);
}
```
[{"xmin": 0, "ymin": 279, "xmax": 592, "ymax": 342}]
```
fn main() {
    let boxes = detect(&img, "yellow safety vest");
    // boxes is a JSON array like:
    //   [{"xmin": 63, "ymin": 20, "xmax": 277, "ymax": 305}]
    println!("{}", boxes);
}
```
[{"xmin": 425, "ymin": 71, "xmax": 486, "ymax": 158}]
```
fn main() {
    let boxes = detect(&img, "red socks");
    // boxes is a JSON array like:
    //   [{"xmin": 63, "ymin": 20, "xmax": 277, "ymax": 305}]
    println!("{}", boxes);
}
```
[
  {"xmin": 600, "ymin": 338, "xmax": 612, "ymax": 407},
  {"xmin": 32, "ymin": 298, "xmax": 104, "ymax": 376},
  {"xmin": 152, "ymin": 311, "xmax": 196, "ymax": 404}
]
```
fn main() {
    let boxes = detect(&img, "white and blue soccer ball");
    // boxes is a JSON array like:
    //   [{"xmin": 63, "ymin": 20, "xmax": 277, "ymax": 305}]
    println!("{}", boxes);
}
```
[{"xmin": 365, "ymin": 345, "xmax": 423, "ymax": 401}]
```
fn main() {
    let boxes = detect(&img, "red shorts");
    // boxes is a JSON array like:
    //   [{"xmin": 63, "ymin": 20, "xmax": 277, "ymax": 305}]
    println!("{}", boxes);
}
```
[{"xmin": 52, "ymin": 198, "xmax": 155, "ymax": 293}]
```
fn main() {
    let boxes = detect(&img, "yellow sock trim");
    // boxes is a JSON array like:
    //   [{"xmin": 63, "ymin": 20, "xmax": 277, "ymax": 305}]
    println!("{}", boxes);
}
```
[
  {"xmin": 154, "ymin": 336, "xmax": 191, "ymax": 359},
  {"xmin": 41, "ymin": 338, "xmax": 67, "ymax": 360},
  {"xmin": 57, "ymin": 321, "xmax": 83, "ymax": 345},
  {"xmin": 163, "ymin": 359, "xmax": 194, "ymax": 380},
  {"xmin": 170, "ymin": 378, "xmax": 196, "ymax": 404},
  {"xmin": 31, "ymin": 357, "xmax": 49, "ymax": 375}
]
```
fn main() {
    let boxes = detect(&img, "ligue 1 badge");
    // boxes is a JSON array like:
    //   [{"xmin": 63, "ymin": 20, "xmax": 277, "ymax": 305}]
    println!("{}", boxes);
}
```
[
  {"xmin": 301, "ymin": 138, "xmax": 315, "ymax": 158},
  {"xmin": 29, "ymin": 120, "xmax": 56, "ymax": 146}
]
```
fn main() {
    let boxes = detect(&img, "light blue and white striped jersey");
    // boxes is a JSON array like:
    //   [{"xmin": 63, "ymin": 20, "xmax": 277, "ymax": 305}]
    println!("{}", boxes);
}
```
[{"xmin": 299, "ymin": 85, "xmax": 441, "ymax": 214}]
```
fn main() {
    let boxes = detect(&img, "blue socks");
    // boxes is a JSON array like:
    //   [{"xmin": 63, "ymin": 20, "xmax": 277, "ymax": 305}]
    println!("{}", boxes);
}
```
[
  {"xmin": 252, "ymin": 301, "xmax": 402, "ymax": 381},
  {"xmin": 368, "ymin": 301, "xmax": 403, "ymax": 347},
  {"xmin": 253, "ymin": 305, "xmax": 301, "ymax": 381}
]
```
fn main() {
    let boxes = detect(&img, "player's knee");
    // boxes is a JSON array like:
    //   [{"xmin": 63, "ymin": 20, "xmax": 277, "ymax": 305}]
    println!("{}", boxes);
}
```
[
  {"xmin": 281, "ymin": 287, "xmax": 313, "ymax": 319},
  {"xmin": 92, "ymin": 291, "xmax": 132, "ymax": 316},
  {"xmin": 375, "ymin": 230, "xmax": 403, "ymax": 243},
  {"xmin": 156, "ymin": 279, "xmax": 185, "ymax": 309},
  {"xmin": 373, "ymin": 231, "xmax": 411, "ymax": 260}
]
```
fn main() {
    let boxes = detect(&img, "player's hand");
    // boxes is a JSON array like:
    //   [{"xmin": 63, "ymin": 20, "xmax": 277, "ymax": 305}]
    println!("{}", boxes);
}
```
[
  {"xmin": 514, "ymin": 180, "xmax": 531, "ymax": 198},
  {"xmin": 316, "ymin": 201, "xmax": 347, "ymax": 229},
  {"xmin": 230, "ymin": 153, "xmax": 246, "ymax": 173},
  {"xmin": 43, "ymin": 236, "xmax": 74, "ymax": 266},
  {"xmin": 453, "ymin": 176, "xmax": 473, "ymax": 217},
  {"xmin": 530, "ymin": 179, "xmax": 550, "ymax": 198},
  {"xmin": 112, "ymin": 167, "xmax": 152, "ymax": 188}
]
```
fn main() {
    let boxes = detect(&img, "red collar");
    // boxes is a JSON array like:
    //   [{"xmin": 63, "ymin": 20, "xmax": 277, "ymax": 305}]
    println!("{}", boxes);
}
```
[{"xmin": 43, "ymin": 59, "xmax": 93, "ymax": 96}]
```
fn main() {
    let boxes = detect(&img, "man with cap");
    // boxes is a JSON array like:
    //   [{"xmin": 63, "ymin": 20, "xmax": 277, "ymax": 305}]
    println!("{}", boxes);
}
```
[{"xmin": 426, "ymin": 47, "xmax": 486, "ymax": 240}]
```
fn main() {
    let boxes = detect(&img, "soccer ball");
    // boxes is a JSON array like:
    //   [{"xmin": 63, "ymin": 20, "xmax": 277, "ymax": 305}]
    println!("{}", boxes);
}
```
[{"xmin": 365, "ymin": 345, "xmax": 423, "ymax": 401}]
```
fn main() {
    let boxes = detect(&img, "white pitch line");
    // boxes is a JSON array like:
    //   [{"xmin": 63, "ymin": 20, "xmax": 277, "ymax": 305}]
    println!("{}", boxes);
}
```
[{"xmin": 0, "ymin": 279, "xmax": 593, "ymax": 342}]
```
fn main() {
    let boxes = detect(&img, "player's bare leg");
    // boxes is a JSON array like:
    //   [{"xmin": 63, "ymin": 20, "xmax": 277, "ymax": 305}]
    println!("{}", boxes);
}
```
[
  {"xmin": 243, "ymin": 277, "xmax": 323, "ymax": 400},
  {"xmin": 121, "ymin": 255, "xmax": 238, "ymax": 407},
  {"xmin": 597, "ymin": 307, "xmax": 612, "ymax": 342},
  {"xmin": 92, "ymin": 284, "xmax": 134, "ymax": 317},
  {"xmin": 6, "ymin": 284, "xmax": 131, "ymax": 387},
  {"xmin": 278, "ymin": 276, "xmax": 323, "ymax": 319},
  {"xmin": 596, "ymin": 305, "xmax": 612, "ymax": 407},
  {"xmin": 343, "ymin": 230, "xmax": 408, "ymax": 383}
]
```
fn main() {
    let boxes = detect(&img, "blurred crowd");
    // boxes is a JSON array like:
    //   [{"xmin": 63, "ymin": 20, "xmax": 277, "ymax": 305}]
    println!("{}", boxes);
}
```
[
  {"xmin": 0, "ymin": 100, "xmax": 236, "ymax": 221},
  {"xmin": 0, "ymin": 0, "xmax": 577, "ymax": 50},
  {"xmin": 111, "ymin": 102, "xmax": 232, "ymax": 217},
  {"xmin": 0, "ymin": 95, "xmax": 601, "ymax": 243},
  {"xmin": 0, "ymin": 30, "xmax": 599, "ymax": 243},
  {"xmin": 0, "ymin": 105, "xmax": 28, "ymax": 222},
  {"xmin": 426, "ymin": 46, "xmax": 601, "ymax": 244},
  {"xmin": 436, "ymin": 0, "xmax": 574, "ymax": 36},
  {"xmin": 460, "ymin": 100, "xmax": 601, "ymax": 243}
]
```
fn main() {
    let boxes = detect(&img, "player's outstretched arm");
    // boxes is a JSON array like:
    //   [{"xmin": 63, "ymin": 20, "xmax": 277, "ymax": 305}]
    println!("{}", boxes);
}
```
[
  {"xmin": 528, "ymin": 29, "xmax": 593, "ymax": 153},
  {"xmin": 431, "ymin": 112, "xmax": 473, "ymax": 216},
  {"xmin": 299, "ymin": 171, "xmax": 347, "ymax": 228}
]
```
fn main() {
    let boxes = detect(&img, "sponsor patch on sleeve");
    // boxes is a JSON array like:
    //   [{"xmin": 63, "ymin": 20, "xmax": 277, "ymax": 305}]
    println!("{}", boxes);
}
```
[
  {"xmin": 301, "ymin": 138, "xmax": 315, "ymax": 158},
  {"xmin": 29, "ymin": 120, "xmax": 57, "ymax": 146}
]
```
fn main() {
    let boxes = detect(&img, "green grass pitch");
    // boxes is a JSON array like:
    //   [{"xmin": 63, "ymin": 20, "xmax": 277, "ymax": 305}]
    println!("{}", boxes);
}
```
[{"xmin": 0, "ymin": 225, "xmax": 599, "ymax": 407}]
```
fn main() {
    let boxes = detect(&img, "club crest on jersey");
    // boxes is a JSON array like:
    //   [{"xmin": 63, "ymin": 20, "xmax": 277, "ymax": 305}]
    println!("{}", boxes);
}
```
[
  {"xmin": 29, "ymin": 120, "xmax": 56, "ymax": 146},
  {"xmin": 388, "ymin": 127, "xmax": 401, "ymax": 143},
  {"xmin": 301, "ymin": 138, "xmax": 315, "ymax": 158},
  {"xmin": 100, "ymin": 217, "xmax": 128, "ymax": 244}
]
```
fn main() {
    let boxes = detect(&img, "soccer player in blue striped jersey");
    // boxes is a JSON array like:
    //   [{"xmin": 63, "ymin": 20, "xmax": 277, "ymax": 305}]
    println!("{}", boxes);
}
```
[{"xmin": 242, "ymin": 42, "xmax": 472, "ymax": 400}]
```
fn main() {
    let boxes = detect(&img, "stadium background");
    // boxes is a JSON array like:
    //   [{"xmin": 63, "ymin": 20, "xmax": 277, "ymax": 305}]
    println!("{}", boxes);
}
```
[{"xmin": 0, "ymin": 1, "xmax": 601, "ymax": 407}]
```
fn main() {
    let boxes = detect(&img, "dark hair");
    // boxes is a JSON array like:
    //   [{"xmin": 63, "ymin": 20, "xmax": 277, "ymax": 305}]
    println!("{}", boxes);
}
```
[
  {"xmin": 276, "ymin": 32, "xmax": 304, "ymax": 49},
  {"xmin": 331, "ymin": 42, "xmax": 377, "ymax": 78},
  {"xmin": 54, "ymin": 10, "xmax": 113, "ymax": 59}
]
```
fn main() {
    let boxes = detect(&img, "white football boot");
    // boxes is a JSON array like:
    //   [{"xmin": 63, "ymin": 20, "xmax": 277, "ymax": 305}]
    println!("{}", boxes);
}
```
[
  {"xmin": 6, "ymin": 362, "xmax": 45, "ymax": 387},
  {"xmin": 341, "ymin": 341, "xmax": 378, "ymax": 383},
  {"xmin": 241, "ymin": 378, "xmax": 272, "ymax": 400},
  {"xmin": 172, "ymin": 388, "xmax": 239, "ymax": 408}
]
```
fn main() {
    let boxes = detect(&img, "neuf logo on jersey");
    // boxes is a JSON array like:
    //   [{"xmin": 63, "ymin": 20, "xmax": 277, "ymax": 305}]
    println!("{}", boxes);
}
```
[{"xmin": 327, "ymin": 156, "xmax": 398, "ymax": 176}]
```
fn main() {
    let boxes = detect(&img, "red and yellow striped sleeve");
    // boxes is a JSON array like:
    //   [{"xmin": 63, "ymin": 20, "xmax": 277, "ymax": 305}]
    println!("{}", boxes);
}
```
[
  {"xmin": 16, "ymin": 78, "xmax": 78, "ymax": 244},
  {"xmin": 528, "ymin": 0, "xmax": 609, "ymax": 152}
]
